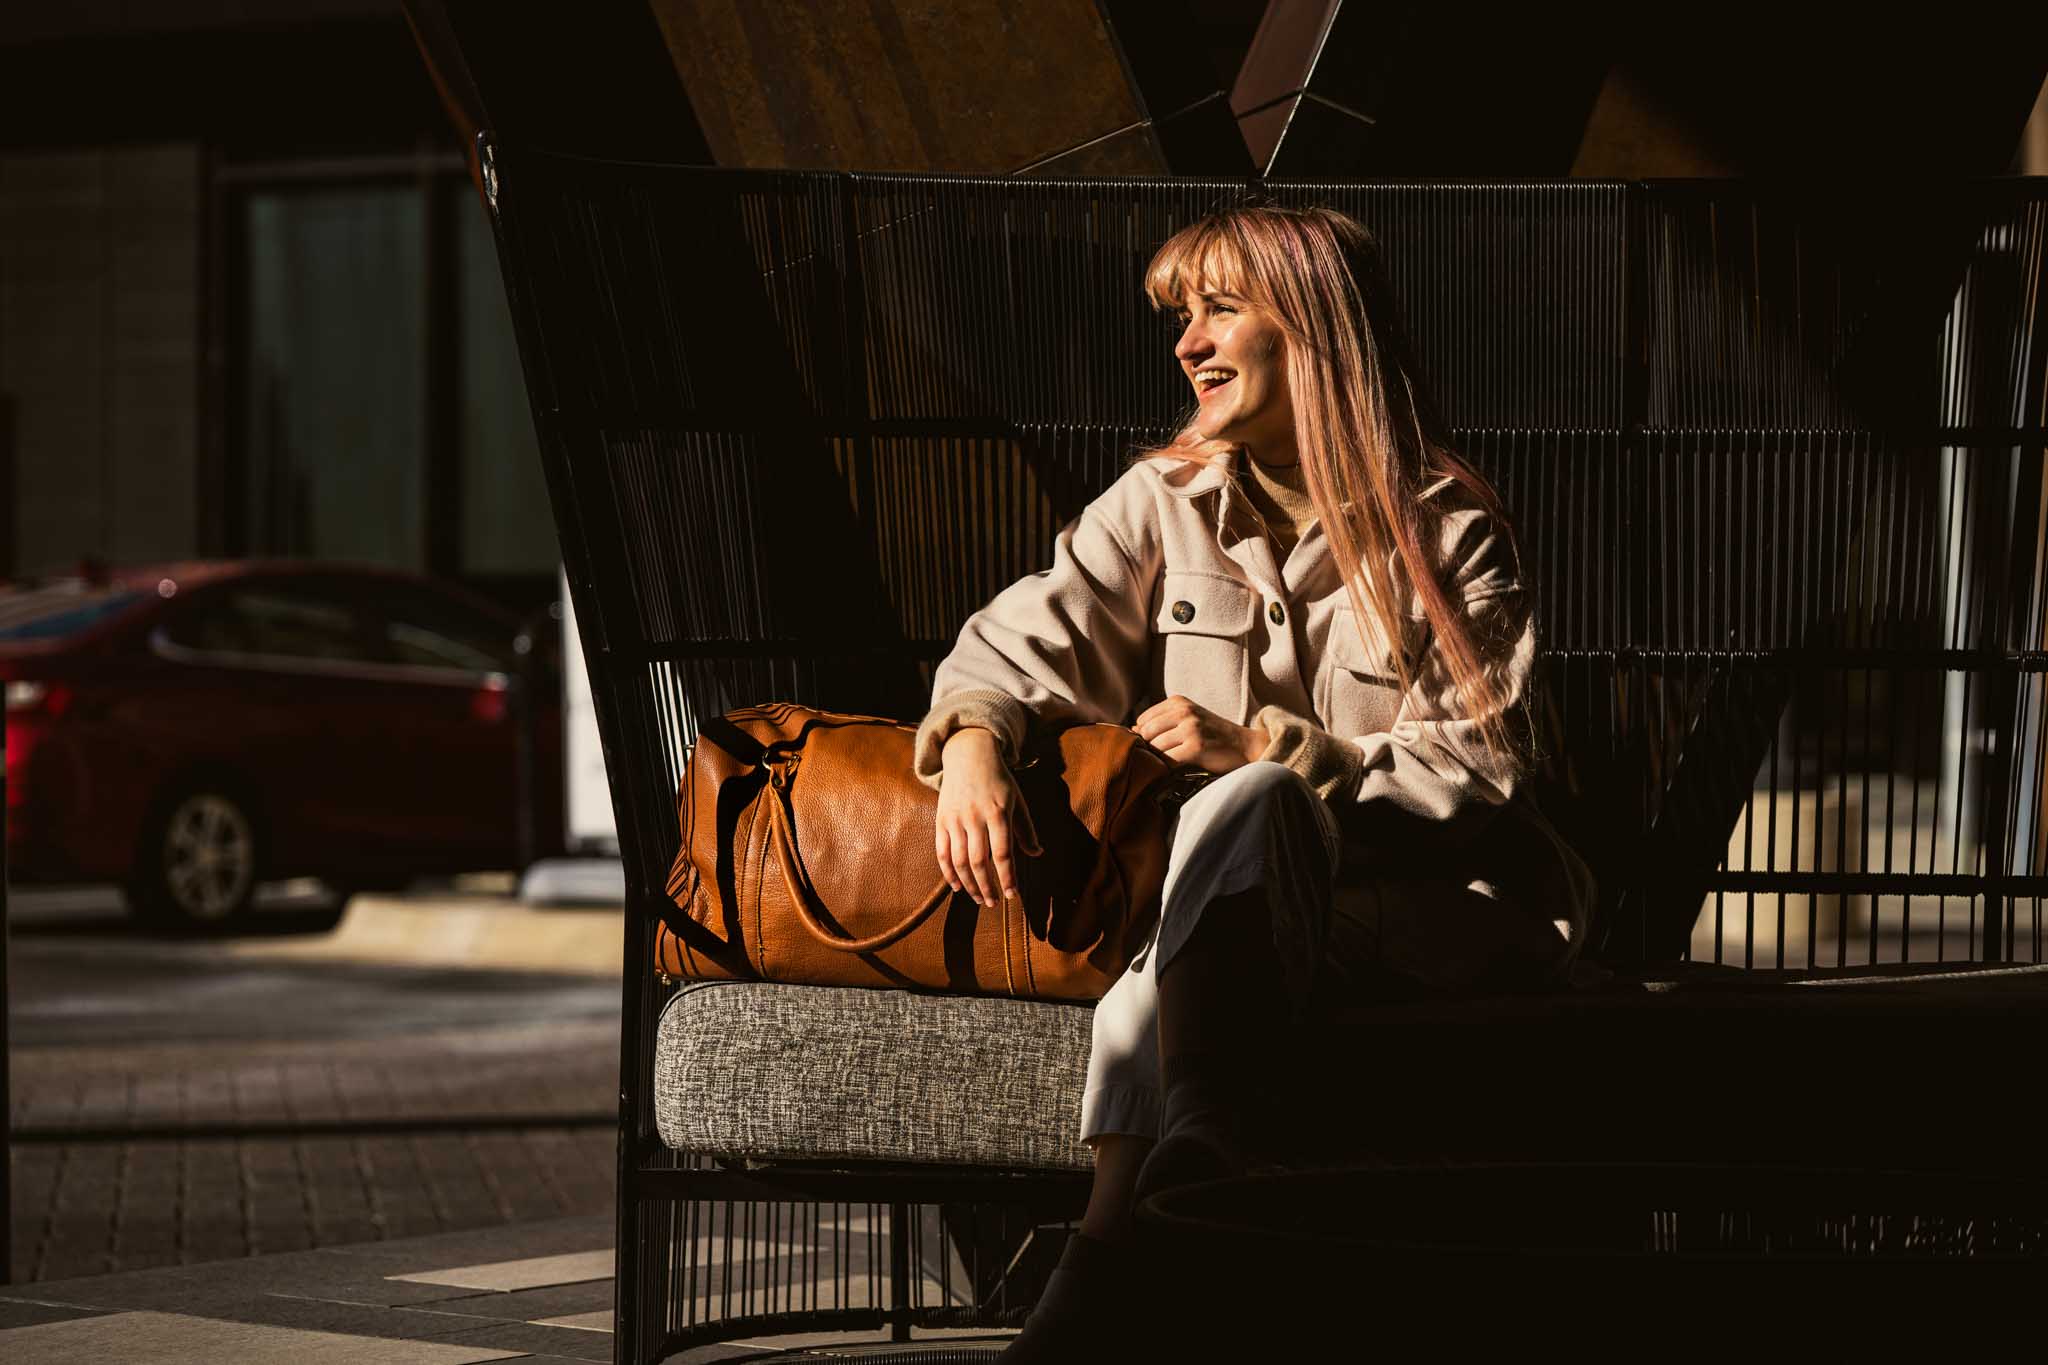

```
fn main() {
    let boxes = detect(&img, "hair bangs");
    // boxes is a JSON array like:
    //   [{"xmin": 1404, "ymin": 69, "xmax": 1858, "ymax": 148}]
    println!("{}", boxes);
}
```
[{"xmin": 1144, "ymin": 220, "xmax": 1255, "ymax": 314}]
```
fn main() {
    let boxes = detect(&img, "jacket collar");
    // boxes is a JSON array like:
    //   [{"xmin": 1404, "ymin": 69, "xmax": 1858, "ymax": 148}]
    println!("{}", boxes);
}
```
[
  {"xmin": 1149, "ymin": 449, "xmax": 1462, "ymax": 607},
  {"xmin": 1153, "ymin": 446, "xmax": 1236, "ymax": 498},
  {"xmin": 1151, "ymin": 446, "xmax": 1459, "ymax": 506}
]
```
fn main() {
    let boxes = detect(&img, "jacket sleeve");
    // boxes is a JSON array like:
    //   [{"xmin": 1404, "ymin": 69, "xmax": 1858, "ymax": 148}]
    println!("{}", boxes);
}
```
[
  {"xmin": 1247, "ymin": 579, "xmax": 1535, "ymax": 812},
  {"xmin": 1297, "ymin": 497, "xmax": 1541, "ymax": 855},
  {"xmin": 1340, "ymin": 580, "xmax": 1536, "ymax": 852},
  {"xmin": 912, "ymin": 470, "xmax": 1159, "ymax": 789}
]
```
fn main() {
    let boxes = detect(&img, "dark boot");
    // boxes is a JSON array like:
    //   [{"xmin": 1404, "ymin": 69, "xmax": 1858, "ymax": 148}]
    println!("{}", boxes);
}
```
[
  {"xmin": 995, "ymin": 1230, "xmax": 1140, "ymax": 1363},
  {"xmin": 1133, "ymin": 1062, "xmax": 1277, "ymax": 1207}
]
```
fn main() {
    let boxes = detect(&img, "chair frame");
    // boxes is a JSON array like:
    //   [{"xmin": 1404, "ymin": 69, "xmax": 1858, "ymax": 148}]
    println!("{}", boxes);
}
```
[{"xmin": 478, "ymin": 136, "xmax": 2048, "ymax": 1358}]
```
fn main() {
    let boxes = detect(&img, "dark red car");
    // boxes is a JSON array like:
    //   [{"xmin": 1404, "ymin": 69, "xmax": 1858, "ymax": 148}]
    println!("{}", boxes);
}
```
[{"xmin": 2, "ymin": 561, "xmax": 563, "ymax": 929}]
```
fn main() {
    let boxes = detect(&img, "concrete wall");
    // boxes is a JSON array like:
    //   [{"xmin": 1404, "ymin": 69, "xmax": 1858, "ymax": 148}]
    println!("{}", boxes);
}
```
[{"xmin": 0, "ymin": 144, "xmax": 200, "ymax": 577}]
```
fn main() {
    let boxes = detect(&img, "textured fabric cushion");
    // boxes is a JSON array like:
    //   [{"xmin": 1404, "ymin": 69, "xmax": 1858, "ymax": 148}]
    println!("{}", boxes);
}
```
[{"xmin": 654, "ymin": 981, "xmax": 1096, "ymax": 1171}]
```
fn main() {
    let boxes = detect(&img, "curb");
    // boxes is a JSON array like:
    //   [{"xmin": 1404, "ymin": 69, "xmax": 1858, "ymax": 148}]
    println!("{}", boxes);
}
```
[{"xmin": 227, "ymin": 895, "xmax": 623, "ymax": 976}]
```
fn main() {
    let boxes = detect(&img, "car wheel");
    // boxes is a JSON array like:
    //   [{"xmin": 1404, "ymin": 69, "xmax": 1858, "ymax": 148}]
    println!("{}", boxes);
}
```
[{"xmin": 129, "ymin": 787, "xmax": 262, "ymax": 931}]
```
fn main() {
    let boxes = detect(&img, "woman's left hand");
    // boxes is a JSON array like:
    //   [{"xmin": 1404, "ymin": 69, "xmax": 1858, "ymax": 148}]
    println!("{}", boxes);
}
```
[{"xmin": 1132, "ymin": 695, "xmax": 1266, "ymax": 774}]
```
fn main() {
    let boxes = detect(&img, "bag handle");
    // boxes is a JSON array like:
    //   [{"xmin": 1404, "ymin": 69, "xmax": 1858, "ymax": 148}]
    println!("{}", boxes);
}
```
[{"xmin": 762, "ymin": 762, "xmax": 959, "ymax": 954}]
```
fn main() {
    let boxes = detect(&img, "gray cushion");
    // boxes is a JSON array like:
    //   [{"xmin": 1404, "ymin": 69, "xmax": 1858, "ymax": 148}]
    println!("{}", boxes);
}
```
[{"xmin": 654, "ymin": 981, "xmax": 1096, "ymax": 1172}]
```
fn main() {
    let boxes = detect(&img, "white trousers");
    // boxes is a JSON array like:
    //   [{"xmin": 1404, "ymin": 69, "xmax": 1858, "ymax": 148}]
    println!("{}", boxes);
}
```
[
  {"xmin": 1077, "ymin": 760, "xmax": 1574, "ymax": 1146},
  {"xmin": 1079, "ymin": 762, "xmax": 1340, "ymax": 1145}
]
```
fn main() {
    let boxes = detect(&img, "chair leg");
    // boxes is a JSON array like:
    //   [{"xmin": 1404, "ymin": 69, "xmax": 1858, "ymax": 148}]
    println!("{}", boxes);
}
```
[
  {"xmin": 890, "ymin": 1200, "xmax": 912, "ymax": 1341},
  {"xmin": 614, "ymin": 1182, "xmax": 652, "ymax": 1365}
]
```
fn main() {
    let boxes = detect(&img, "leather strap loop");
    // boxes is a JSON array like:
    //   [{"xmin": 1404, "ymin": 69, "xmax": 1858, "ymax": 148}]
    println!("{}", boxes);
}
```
[{"xmin": 764, "ymin": 766, "xmax": 956, "ymax": 954}]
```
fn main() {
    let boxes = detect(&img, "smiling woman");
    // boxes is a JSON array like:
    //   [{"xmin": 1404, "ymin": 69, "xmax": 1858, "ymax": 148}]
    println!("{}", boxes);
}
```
[
  {"xmin": 911, "ymin": 201, "xmax": 1594, "ymax": 1360},
  {"xmin": 1173, "ymin": 288, "xmax": 1297, "ymax": 464}
]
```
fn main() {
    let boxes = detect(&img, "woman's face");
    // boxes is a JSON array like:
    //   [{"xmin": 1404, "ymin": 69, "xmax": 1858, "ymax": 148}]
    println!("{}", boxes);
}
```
[{"xmin": 1173, "ymin": 286, "xmax": 1297, "ymax": 464}]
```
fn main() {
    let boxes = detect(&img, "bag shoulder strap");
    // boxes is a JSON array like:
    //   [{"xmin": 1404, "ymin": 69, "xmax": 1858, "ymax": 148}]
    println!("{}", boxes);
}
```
[{"xmin": 763, "ymin": 766, "xmax": 956, "ymax": 955}]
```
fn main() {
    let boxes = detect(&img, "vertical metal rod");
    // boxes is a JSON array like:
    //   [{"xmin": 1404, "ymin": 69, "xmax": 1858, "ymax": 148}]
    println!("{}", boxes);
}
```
[
  {"xmin": 890, "ymin": 1201, "xmax": 912, "ymax": 1339},
  {"xmin": 2, "ymin": 720, "xmax": 10, "ymax": 1287},
  {"xmin": 683, "ymin": 1185, "xmax": 699, "ymax": 1331}
]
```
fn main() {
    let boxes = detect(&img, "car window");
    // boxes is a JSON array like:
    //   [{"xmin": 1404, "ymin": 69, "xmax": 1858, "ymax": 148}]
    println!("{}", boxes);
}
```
[
  {"xmin": 385, "ymin": 620, "xmax": 505, "ymax": 672},
  {"xmin": 0, "ymin": 584, "xmax": 146, "ymax": 641},
  {"xmin": 368, "ymin": 591, "xmax": 515, "ymax": 674},
  {"xmin": 164, "ymin": 590, "xmax": 374, "ymax": 664}
]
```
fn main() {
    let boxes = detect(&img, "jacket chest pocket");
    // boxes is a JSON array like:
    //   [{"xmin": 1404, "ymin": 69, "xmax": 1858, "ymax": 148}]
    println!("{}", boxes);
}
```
[
  {"xmin": 1318, "ymin": 607, "xmax": 1428, "ymax": 735},
  {"xmin": 1154, "ymin": 572, "xmax": 1257, "ymax": 721}
]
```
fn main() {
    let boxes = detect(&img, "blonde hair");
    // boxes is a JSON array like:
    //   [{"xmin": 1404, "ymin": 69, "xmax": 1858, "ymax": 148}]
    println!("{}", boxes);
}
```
[{"xmin": 1136, "ymin": 201, "xmax": 1532, "ymax": 774}]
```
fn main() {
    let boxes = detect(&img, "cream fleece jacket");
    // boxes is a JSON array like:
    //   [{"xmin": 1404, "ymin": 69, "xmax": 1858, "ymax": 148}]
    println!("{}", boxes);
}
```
[{"xmin": 911, "ymin": 446, "xmax": 1596, "ymax": 951}]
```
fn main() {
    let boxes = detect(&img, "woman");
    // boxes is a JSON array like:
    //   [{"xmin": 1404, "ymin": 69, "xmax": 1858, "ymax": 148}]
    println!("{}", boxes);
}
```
[{"xmin": 911, "ymin": 203, "xmax": 1596, "ymax": 1358}]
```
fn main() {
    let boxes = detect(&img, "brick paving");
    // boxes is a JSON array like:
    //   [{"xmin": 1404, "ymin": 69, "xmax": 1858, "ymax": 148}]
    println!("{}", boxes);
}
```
[
  {"xmin": 7, "ymin": 891, "xmax": 624, "ymax": 1284},
  {"xmin": 9, "ymin": 1025, "xmax": 619, "ymax": 1282},
  {"xmin": 11, "ymin": 1128, "xmax": 615, "ymax": 1282},
  {"xmin": 10, "ymin": 1025, "xmax": 616, "ymax": 1133}
]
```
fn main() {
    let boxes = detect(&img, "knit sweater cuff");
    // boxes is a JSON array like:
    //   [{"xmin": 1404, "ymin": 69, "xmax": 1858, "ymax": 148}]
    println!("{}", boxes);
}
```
[
  {"xmin": 913, "ymin": 689, "xmax": 1031, "ymax": 791},
  {"xmin": 1254, "ymin": 704, "xmax": 1366, "ymax": 803}
]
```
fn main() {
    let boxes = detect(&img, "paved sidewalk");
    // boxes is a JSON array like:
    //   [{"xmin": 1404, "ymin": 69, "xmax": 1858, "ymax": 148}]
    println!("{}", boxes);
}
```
[
  {"xmin": 227, "ymin": 893, "xmax": 623, "ymax": 977},
  {"xmin": 0, "ymin": 1214, "xmax": 1016, "ymax": 1362},
  {"xmin": 9, "ymin": 885, "xmax": 622, "ymax": 1283},
  {"xmin": 10, "ymin": 1020, "xmax": 619, "ymax": 1281}
]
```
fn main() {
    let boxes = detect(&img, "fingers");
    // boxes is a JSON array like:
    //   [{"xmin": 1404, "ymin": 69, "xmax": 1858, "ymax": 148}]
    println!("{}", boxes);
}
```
[
  {"xmin": 1140, "ymin": 699, "xmax": 1241, "ymax": 767},
  {"xmin": 939, "ymin": 822, "xmax": 967, "ymax": 896},
  {"xmin": 989, "ymin": 820, "xmax": 1018, "ymax": 903},
  {"xmin": 937, "ymin": 800, "xmax": 1034, "ymax": 907},
  {"xmin": 941, "ymin": 819, "xmax": 990, "ymax": 904},
  {"xmin": 1148, "ymin": 718, "xmax": 1195, "ymax": 763},
  {"xmin": 962, "ymin": 822, "xmax": 998, "ymax": 909},
  {"xmin": 1134, "ymin": 695, "xmax": 1199, "ymax": 746}
]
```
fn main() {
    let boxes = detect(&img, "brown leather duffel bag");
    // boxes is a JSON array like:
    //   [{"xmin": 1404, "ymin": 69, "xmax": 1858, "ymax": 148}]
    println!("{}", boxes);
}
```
[{"xmin": 659, "ymin": 701, "xmax": 1210, "ymax": 1001}]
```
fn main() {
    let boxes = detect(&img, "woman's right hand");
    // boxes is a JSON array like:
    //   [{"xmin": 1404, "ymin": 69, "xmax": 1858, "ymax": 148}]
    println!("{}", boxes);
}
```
[{"xmin": 934, "ymin": 728, "xmax": 1043, "ymax": 908}]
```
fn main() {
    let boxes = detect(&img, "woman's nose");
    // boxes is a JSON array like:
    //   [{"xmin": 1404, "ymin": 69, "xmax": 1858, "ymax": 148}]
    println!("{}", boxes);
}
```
[{"xmin": 1174, "ymin": 325, "xmax": 1210, "ymax": 365}]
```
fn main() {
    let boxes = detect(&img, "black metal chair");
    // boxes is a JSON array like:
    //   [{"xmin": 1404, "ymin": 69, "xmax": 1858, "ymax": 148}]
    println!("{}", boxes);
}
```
[{"xmin": 480, "ymin": 140, "xmax": 2048, "ymax": 1359}]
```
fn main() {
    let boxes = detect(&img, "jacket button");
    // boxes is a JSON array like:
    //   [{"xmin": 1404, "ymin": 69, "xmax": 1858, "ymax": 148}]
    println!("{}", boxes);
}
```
[
  {"xmin": 1268, "ymin": 601, "xmax": 1285, "ymax": 626},
  {"xmin": 1171, "ymin": 600, "xmax": 1195, "ymax": 624}
]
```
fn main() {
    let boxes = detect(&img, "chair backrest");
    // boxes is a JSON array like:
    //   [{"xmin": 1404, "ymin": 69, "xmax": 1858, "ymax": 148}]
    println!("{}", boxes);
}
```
[{"xmin": 481, "ymin": 138, "xmax": 2048, "ymax": 971}]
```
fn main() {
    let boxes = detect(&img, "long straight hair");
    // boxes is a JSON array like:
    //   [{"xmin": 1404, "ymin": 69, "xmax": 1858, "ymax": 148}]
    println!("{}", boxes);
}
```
[{"xmin": 1136, "ymin": 203, "xmax": 1531, "ymax": 773}]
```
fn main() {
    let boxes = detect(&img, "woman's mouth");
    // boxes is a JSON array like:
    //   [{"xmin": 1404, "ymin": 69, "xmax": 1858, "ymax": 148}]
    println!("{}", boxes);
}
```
[{"xmin": 1195, "ymin": 368, "xmax": 1236, "ymax": 399}]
